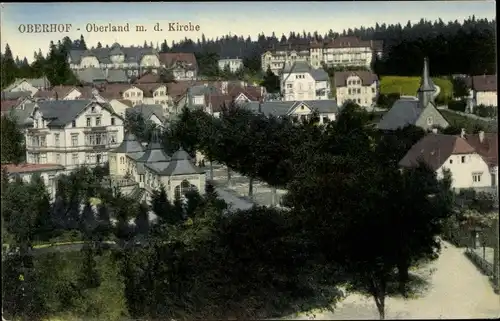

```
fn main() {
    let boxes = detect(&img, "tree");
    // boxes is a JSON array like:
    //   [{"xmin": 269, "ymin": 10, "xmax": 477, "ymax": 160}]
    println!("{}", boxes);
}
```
[
  {"xmin": 134, "ymin": 202, "xmax": 150, "ymax": 237},
  {"xmin": 260, "ymin": 67, "xmax": 280, "ymax": 93},
  {"xmin": 77, "ymin": 244, "xmax": 101, "ymax": 289},
  {"xmin": 80, "ymin": 201, "xmax": 98, "ymax": 241},
  {"xmin": 1, "ymin": 43, "xmax": 18, "ymax": 89},
  {"xmin": 452, "ymin": 77, "xmax": 470, "ymax": 99},
  {"xmin": 1, "ymin": 115, "xmax": 25, "ymax": 164},
  {"xmin": 150, "ymin": 185, "xmax": 183, "ymax": 225},
  {"xmin": 79, "ymin": 34, "xmax": 87, "ymax": 50},
  {"xmin": 96, "ymin": 42, "xmax": 103, "ymax": 48}
]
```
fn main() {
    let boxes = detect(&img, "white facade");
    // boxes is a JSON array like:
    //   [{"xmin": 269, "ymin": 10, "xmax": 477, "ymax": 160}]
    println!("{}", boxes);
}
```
[
  {"xmin": 336, "ymin": 74, "xmax": 378, "ymax": 107},
  {"xmin": 261, "ymin": 50, "xmax": 310, "ymax": 75},
  {"xmin": 121, "ymin": 85, "xmax": 170, "ymax": 111},
  {"xmin": 437, "ymin": 153, "xmax": 493, "ymax": 189},
  {"xmin": 280, "ymin": 68, "xmax": 331, "ymax": 101},
  {"xmin": 25, "ymin": 101, "xmax": 124, "ymax": 171},
  {"xmin": 70, "ymin": 54, "xmax": 160, "ymax": 75},
  {"xmin": 310, "ymin": 46, "xmax": 375, "ymax": 69},
  {"xmin": 218, "ymin": 58, "xmax": 244, "ymax": 73},
  {"xmin": 476, "ymin": 91, "xmax": 497, "ymax": 107}
]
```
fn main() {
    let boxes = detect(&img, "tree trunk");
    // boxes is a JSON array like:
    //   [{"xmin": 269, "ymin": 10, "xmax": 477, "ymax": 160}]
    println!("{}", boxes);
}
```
[
  {"xmin": 248, "ymin": 177, "xmax": 254, "ymax": 199},
  {"xmin": 370, "ymin": 275, "xmax": 387, "ymax": 320},
  {"xmin": 270, "ymin": 186, "xmax": 277, "ymax": 206},
  {"xmin": 227, "ymin": 167, "xmax": 231, "ymax": 185},
  {"xmin": 397, "ymin": 259, "xmax": 410, "ymax": 297},
  {"xmin": 209, "ymin": 158, "xmax": 214, "ymax": 180}
]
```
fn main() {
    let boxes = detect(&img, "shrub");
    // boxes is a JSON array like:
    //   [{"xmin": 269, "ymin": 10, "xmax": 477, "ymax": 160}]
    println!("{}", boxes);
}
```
[
  {"xmin": 448, "ymin": 100, "xmax": 467, "ymax": 112},
  {"xmin": 473, "ymin": 105, "xmax": 497, "ymax": 118}
]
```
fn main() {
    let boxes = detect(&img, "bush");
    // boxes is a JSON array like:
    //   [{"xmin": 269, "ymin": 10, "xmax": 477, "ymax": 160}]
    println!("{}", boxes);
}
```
[
  {"xmin": 448, "ymin": 99, "xmax": 467, "ymax": 112},
  {"xmin": 377, "ymin": 93, "xmax": 401, "ymax": 109},
  {"xmin": 473, "ymin": 105, "xmax": 497, "ymax": 118}
]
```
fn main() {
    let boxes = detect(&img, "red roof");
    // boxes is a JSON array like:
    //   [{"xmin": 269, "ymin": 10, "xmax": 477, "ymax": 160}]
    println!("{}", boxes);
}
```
[
  {"xmin": 159, "ymin": 53, "xmax": 198, "ymax": 69},
  {"xmin": 134, "ymin": 73, "xmax": 160, "ymax": 84},
  {"xmin": 1, "ymin": 100, "xmax": 19, "ymax": 114},
  {"xmin": 2, "ymin": 163, "xmax": 64, "ymax": 174},
  {"xmin": 466, "ymin": 132, "xmax": 498, "ymax": 167}
]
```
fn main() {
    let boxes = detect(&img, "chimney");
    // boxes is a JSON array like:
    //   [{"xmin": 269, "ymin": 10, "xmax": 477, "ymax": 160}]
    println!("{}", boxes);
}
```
[
  {"xmin": 432, "ymin": 128, "xmax": 438, "ymax": 134},
  {"xmin": 460, "ymin": 128, "xmax": 466, "ymax": 138},
  {"xmin": 479, "ymin": 130, "xmax": 485, "ymax": 143}
]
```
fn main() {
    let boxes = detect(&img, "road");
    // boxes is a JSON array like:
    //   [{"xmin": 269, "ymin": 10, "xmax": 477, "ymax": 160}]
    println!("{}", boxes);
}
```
[{"xmin": 287, "ymin": 241, "xmax": 500, "ymax": 320}]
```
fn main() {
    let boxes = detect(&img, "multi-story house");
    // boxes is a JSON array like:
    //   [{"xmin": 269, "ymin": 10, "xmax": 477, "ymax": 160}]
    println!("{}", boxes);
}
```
[
  {"xmin": 218, "ymin": 58, "xmax": 244, "ymax": 73},
  {"xmin": 281, "ymin": 61, "xmax": 330, "ymax": 101},
  {"xmin": 262, "ymin": 37, "xmax": 383, "ymax": 74},
  {"xmin": 334, "ymin": 70, "xmax": 379, "ymax": 107},
  {"xmin": 400, "ymin": 130, "xmax": 498, "ymax": 193},
  {"xmin": 466, "ymin": 75, "xmax": 497, "ymax": 107},
  {"xmin": 33, "ymin": 85, "xmax": 94, "ymax": 101},
  {"xmin": 25, "ymin": 99, "xmax": 124, "ymax": 171},
  {"xmin": 261, "ymin": 42, "xmax": 311, "ymax": 75},
  {"xmin": 68, "ymin": 42, "xmax": 161, "ymax": 79},
  {"xmin": 75, "ymin": 68, "xmax": 129, "ymax": 85},
  {"xmin": 158, "ymin": 53, "xmax": 198, "ymax": 81}
]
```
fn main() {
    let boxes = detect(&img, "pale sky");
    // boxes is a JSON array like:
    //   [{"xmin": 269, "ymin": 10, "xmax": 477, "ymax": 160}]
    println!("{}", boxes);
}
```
[{"xmin": 0, "ymin": 1, "xmax": 496, "ymax": 62}]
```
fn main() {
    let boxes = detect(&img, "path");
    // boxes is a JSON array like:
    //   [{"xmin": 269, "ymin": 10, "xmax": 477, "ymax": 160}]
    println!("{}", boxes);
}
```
[{"xmin": 288, "ymin": 241, "xmax": 500, "ymax": 320}]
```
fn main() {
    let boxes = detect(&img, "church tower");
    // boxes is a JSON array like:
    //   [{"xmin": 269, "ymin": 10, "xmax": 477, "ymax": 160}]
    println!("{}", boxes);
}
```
[{"xmin": 417, "ymin": 57, "xmax": 435, "ymax": 108}]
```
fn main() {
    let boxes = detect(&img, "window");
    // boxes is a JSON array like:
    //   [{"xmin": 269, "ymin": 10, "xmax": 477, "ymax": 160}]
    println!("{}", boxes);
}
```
[
  {"xmin": 54, "ymin": 134, "xmax": 60, "ymax": 147},
  {"xmin": 56, "ymin": 153, "xmax": 61, "ymax": 163},
  {"xmin": 71, "ymin": 134, "xmax": 78, "ymax": 146},
  {"xmin": 125, "ymin": 92, "xmax": 129, "ymax": 98},
  {"xmin": 109, "ymin": 133, "xmax": 117, "ymax": 144},
  {"xmin": 91, "ymin": 106, "xmax": 96, "ymax": 113},
  {"xmin": 72, "ymin": 153, "xmax": 79, "ymax": 165},
  {"xmin": 111, "ymin": 117, "xmax": 115, "ymax": 126},
  {"xmin": 120, "ymin": 156, "xmax": 125, "ymax": 164},
  {"xmin": 287, "ymin": 84, "xmax": 293, "ymax": 89},
  {"xmin": 372, "ymin": 88, "xmax": 375, "ymax": 93},
  {"xmin": 461, "ymin": 156, "xmax": 466, "ymax": 163},
  {"xmin": 86, "ymin": 117, "xmax": 91, "ymax": 127},
  {"xmin": 40, "ymin": 154, "xmax": 47, "ymax": 164},
  {"xmin": 96, "ymin": 154, "xmax": 102, "ymax": 164},
  {"xmin": 357, "ymin": 88, "xmax": 361, "ymax": 94},
  {"xmin": 426, "ymin": 117, "xmax": 433, "ymax": 126},
  {"xmin": 348, "ymin": 89, "xmax": 352, "ymax": 95},
  {"xmin": 472, "ymin": 173, "xmax": 483, "ymax": 183},
  {"xmin": 96, "ymin": 117, "xmax": 101, "ymax": 126},
  {"xmin": 449, "ymin": 159, "xmax": 453, "ymax": 164},
  {"xmin": 72, "ymin": 120, "xmax": 76, "ymax": 127},
  {"xmin": 35, "ymin": 120, "xmax": 39, "ymax": 128}
]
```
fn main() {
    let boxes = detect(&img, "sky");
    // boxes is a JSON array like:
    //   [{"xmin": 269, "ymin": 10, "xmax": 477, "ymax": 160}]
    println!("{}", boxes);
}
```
[{"xmin": 0, "ymin": 1, "xmax": 496, "ymax": 62}]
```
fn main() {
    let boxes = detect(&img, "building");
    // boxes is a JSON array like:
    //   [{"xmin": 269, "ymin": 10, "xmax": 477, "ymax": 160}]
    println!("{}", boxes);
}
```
[
  {"xmin": 108, "ymin": 99, "xmax": 133, "ymax": 118},
  {"xmin": 68, "ymin": 43, "xmax": 161, "ymax": 78},
  {"xmin": 1, "ymin": 163, "xmax": 65, "ymax": 200},
  {"xmin": 126, "ymin": 104, "xmax": 166, "ymax": 127},
  {"xmin": 261, "ymin": 37, "xmax": 383, "ymax": 75},
  {"xmin": 3, "ymin": 77, "xmax": 51, "ymax": 95},
  {"xmin": 334, "ymin": 70, "xmax": 378, "ymax": 107},
  {"xmin": 218, "ymin": 58, "xmax": 244, "ymax": 73},
  {"xmin": 108, "ymin": 132, "xmax": 206, "ymax": 203},
  {"xmin": 34, "ymin": 85, "xmax": 94, "ymax": 101},
  {"xmin": 378, "ymin": 58, "xmax": 449, "ymax": 131},
  {"xmin": 399, "ymin": 130, "xmax": 497, "ymax": 192},
  {"xmin": 466, "ymin": 75, "xmax": 497, "ymax": 107},
  {"xmin": 239, "ymin": 100, "xmax": 338, "ymax": 124},
  {"xmin": 158, "ymin": 53, "xmax": 198, "ymax": 81},
  {"xmin": 281, "ymin": 61, "xmax": 330, "ymax": 101},
  {"xmin": 25, "ymin": 99, "xmax": 124, "ymax": 171},
  {"xmin": 74, "ymin": 68, "xmax": 129, "ymax": 85}
]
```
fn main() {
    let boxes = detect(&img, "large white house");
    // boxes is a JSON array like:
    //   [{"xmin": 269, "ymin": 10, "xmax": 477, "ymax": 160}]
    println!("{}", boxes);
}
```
[
  {"xmin": 108, "ymin": 132, "xmax": 206, "ymax": 203},
  {"xmin": 218, "ymin": 58, "xmax": 244, "ymax": 73},
  {"xmin": 334, "ymin": 70, "xmax": 379, "ymax": 107},
  {"xmin": 466, "ymin": 74, "xmax": 497, "ymax": 107},
  {"xmin": 25, "ymin": 99, "xmax": 124, "ymax": 171},
  {"xmin": 281, "ymin": 61, "xmax": 330, "ymax": 101},
  {"xmin": 399, "ymin": 130, "xmax": 498, "ymax": 192},
  {"xmin": 262, "ymin": 37, "xmax": 383, "ymax": 75},
  {"xmin": 3, "ymin": 77, "xmax": 51, "ymax": 95}
]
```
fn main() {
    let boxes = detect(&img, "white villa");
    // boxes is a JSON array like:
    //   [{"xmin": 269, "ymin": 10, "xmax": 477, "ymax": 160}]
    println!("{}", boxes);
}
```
[
  {"xmin": 108, "ymin": 132, "xmax": 206, "ymax": 202},
  {"xmin": 281, "ymin": 61, "xmax": 330, "ymax": 101},
  {"xmin": 218, "ymin": 58, "xmax": 244, "ymax": 73},
  {"xmin": 334, "ymin": 70, "xmax": 379, "ymax": 107},
  {"xmin": 24, "ymin": 99, "xmax": 124, "ymax": 171}
]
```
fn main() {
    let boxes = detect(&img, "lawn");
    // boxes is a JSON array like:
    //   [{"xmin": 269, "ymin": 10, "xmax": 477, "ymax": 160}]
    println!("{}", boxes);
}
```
[
  {"xmin": 380, "ymin": 76, "xmax": 453, "ymax": 102},
  {"xmin": 440, "ymin": 110, "xmax": 497, "ymax": 132}
]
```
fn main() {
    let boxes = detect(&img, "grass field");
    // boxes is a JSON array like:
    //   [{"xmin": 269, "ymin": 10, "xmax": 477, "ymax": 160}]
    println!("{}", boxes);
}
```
[
  {"xmin": 380, "ymin": 76, "xmax": 453, "ymax": 102},
  {"xmin": 440, "ymin": 110, "xmax": 497, "ymax": 132}
]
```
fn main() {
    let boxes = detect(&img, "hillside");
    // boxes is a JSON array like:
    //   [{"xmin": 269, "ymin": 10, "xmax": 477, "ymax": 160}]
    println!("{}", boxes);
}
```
[{"xmin": 380, "ymin": 76, "xmax": 453, "ymax": 103}]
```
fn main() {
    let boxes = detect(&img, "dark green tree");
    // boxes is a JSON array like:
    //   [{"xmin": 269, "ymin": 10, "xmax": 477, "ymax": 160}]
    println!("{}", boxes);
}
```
[{"xmin": 1, "ymin": 115, "xmax": 25, "ymax": 164}]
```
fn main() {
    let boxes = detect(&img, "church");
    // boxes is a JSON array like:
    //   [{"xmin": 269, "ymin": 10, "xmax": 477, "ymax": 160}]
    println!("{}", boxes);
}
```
[
  {"xmin": 108, "ymin": 131, "xmax": 206, "ymax": 202},
  {"xmin": 377, "ymin": 58, "xmax": 450, "ymax": 131}
]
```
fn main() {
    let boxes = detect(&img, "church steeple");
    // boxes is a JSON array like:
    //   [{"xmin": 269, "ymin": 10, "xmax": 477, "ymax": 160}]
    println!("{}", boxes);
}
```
[{"xmin": 417, "ymin": 57, "xmax": 435, "ymax": 108}]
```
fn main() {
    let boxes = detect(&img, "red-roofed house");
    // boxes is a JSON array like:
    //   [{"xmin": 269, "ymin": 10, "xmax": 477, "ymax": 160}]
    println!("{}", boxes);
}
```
[
  {"xmin": 159, "ymin": 53, "xmax": 198, "ymax": 81},
  {"xmin": 399, "ymin": 130, "xmax": 498, "ymax": 191},
  {"xmin": 466, "ymin": 74, "xmax": 497, "ymax": 107}
]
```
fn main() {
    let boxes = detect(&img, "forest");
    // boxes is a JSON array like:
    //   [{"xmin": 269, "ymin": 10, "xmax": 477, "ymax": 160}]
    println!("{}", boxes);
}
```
[{"xmin": 0, "ymin": 16, "xmax": 496, "ymax": 90}]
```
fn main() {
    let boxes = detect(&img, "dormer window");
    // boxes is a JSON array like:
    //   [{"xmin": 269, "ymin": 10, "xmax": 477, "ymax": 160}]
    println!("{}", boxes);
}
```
[
  {"xmin": 91, "ymin": 106, "xmax": 96, "ymax": 113},
  {"xmin": 72, "ymin": 120, "xmax": 76, "ymax": 128}
]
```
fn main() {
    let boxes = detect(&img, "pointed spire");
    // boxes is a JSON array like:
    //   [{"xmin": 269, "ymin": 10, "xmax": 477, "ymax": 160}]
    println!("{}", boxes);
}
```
[{"xmin": 417, "ymin": 57, "xmax": 435, "ymax": 108}]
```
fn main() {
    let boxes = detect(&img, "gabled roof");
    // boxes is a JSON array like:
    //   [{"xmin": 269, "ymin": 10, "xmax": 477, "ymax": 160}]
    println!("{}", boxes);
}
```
[
  {"xmin": 113, "ymin": 132, "xmax": 144, "ymax": 153},
  {"xmin": 134, "ymin": 73, "xmax": 160, "ymax": 84},
  {"xmin": 334, "ymin": 71, "xmax": 378, "ymax": 87},
  {"xmin": 3, "ymin": 77, "xmax": 50, "ymax": 91},
  {"xmin": 465, "ymin": 75, "xmax": 497, "ymax": 92},
  {"xmin": 377, "ymin": 98, "xmax": 423, "ymax": 130},
  {"xmin": 159, "ymin": 53, "xmax": 198, "ymax": 70},
  {"xmin": 35, "ymin": 100, "xmax": 93, "ymax": 127},
  {"xmin": 282, "ymin": 61, "xmax": 329, "ymax": 81},
  {"xmin": 126, "ymin": 104, "xmax": 165, "ymax": 123},
  {"xmin": 241, "ymin": 100, "xmax": 338, "ymax": 117},
  {"xmin": 466, "ymin": 132, "xmax": 498, "ymax": 167},
  {"xmin": 1, "ymin": 91, "xmax": 33, "ymax": 100},
  {"xmin": 69, "ymin": 44, "xmax": 157, "ymax": 65},
  {"xmin": 399, "ymin": 133, "xmax": 477, "ymax": 170}
]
